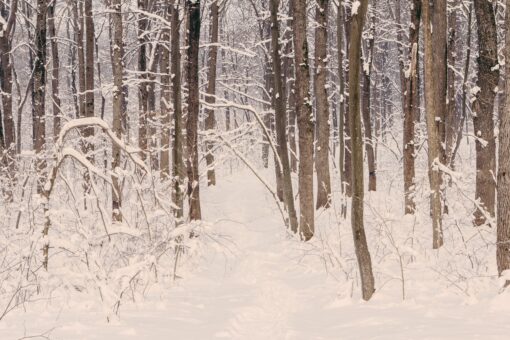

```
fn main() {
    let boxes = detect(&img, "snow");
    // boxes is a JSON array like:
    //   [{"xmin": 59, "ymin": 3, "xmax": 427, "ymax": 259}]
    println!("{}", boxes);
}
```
[
  {"xmin": 352, "ymin": 1, "xmax": 361, "ymax": 15},
  {"xmin": 2, "ymin": 164, "xmax": 510, "ymax": 339}
]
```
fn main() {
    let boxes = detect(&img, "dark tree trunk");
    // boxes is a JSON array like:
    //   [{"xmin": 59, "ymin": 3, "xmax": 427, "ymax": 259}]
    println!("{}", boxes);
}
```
[
  {"xmin": 472, "ymin": 0, "xmax": 499, "ymax": 226},
  {"xmin": 186, "ymin": 0, "xmax": 202, "ymax": 220},
  {"xmin": 348, "ymin": 0, "xmax": 375, "ymax": 301}
]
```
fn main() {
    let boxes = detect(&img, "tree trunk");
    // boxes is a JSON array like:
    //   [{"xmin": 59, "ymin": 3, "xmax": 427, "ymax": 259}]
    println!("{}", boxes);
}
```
[
  {"xmin": 138, "ymin": 0, "xmax": 149, "ymax": 161},
  {"xmin": 186, "ymin": 0, "xmax": 202, "ymax": 221},
  {"xmin": 314, "ymin": 0, "xmax": 332, "ymax": 209},
  {"xmin": 160, "ymin": 5, "xmax": 171, "ymax": 180},
  {"xmin": 344, "ymin": 8, "xmax": 353, "ymax": 197},
  {"xmin": 472, "ymin": 0, "xmax": 499, "ymax": 226},
  {"xmin": 403, "ymin": 0, "xmax": 421, "ymax": 214},
  {"xmin": 270, "ymin": 0, "xmax": 298, "ymax": 233},
  {"xmin": 349, "ymin": 0, "xmax": 375, "ymax": 301},
  {"xmin": 110, "ymin": 0, "xmax": 124, "ymax": 223},
  {"xmin": 497, "ymin": 0, "xmax": 510, "ymax": 284},
  {"xmin": 423, "ymin": 0, "xmax": 445, "ymax": 249},
  {"xmin": 84, "ymin": 0, "xmax": 95, "ymax": 120},
  {"xmin": 292, "ymin": 0, "xmax": 314, "ymax": 240},
  {"xmin": 171, "ymin": 1, "xmax": 185, "ymax": 219},
  {"xmin": 48, "ymin": 0, "xmax": 61, "ymax": 139},
  {"xmin": 337, "ymin": 3, "xmax": 346, "ymax": 216},
  {"xmin": 361, "ymin": 12, "xmax": 376, "ymax": 192},
  {"xmin": 33, "ymin": 0, "xmax": 48, "ymax": 192},
  {"xmin": 204, "ymin": 0, "xmax": 219, "ymax": 186},
  {"xmin": 0, "ymin": 0, "xmax": 17, "ymax": 167}
]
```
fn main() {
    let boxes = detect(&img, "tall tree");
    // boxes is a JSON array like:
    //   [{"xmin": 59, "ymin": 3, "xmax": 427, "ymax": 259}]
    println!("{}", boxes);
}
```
[
  {"xmin": 348, "ymin": 0, "xmax": 375, "ymax": 301},
  {"xmin": 204, "ymin": 0, "xmax": 219, "ymax": 186},
  {"xmin": 0, "ymin": 0, "xmax": 18, "ymax": 164},
  {"xmin": 361, "ymin": 8, "xmax": 376, "ymax": 192},
  {"xmin": 33, "ymin": 0, "xmax": 48, "ymax": 192},
  {"xmin": 110, "ymin": 0, "xmax": 125, "ymax": 222},
  {"xmin": 497, "ymin": 0, "xmax": 510, "ymax": 285},
  {"xmin": 48, "ymin": 0, "xmax": 61, "ymax": 138},
  {"xmin": 292, "ymin": 0, "xmax": 314, "ymax": 240},
  {"xmin": 171, "ymin": 1, "xmax": 185, "ymax": 218},
  {"xmin": 186, "ymin": 0, "xmax": 202, "ymax": 220},
  {"xmin": 472, "ymin": 0, "xmax": 499, "ymax": 226},
  {"xmin": 270, "ymin": 0, "xmax": 298, "ymax": 233},
  {"xmin": 403, "ymin": 0, "xmax": 421, "ymax": 214},
  {"xmin": 314, "ymin": 0, "xmax": 332, "ymax": 208},
  {"xmin": 423, "ymin": 0, "xmax": 446, "ymax": 249}
]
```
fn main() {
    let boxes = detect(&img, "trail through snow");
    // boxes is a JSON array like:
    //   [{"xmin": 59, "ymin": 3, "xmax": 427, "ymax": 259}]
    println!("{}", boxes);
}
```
[{"xmin": 3, "ymin": 171, "xmax": 510, "ymax": 339}]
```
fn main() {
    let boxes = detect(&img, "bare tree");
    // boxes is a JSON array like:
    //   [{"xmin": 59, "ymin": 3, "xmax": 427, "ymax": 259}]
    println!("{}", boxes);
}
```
[
  {"xmin": 204, "ymin": 0, "xmax": 219, "ymax": 186},
  {"xmin": 348, "ymin": 0, "xmax": 375, "ymax": 301},
  {"xmin": 270, "ymin": 0, "xmax": 298, "ymax": 233},
  {"xmin": 33, "ymin": 0, "xmax": 48, "ymax": 191},
  {"xmin": 186, "ymin": 0, "xmax": 202, "ymax": 220},
  {"xmin": 403, "ymin": 0, "xmax": 421, "ymax": 214},
  {"xmin": 292, "ymin": 0, "xmax": 314, "ymax": 240},
  {"xmin": 472, "ymin": 0, "xmax": 499, "ymax": 226},
  {"xmin": 423, "ymin": 0, "xmax": 445, "ymax": 249},
  {"xmin": 497, "ymin": 0, "xmax": 510, "ymax": 285},
  {"xmin": 110, "ymin": 0, "xmax": 125, "ymax": 222},
  {"xmin": 48, "ymin": 0, "xmax": 61, "ymax": 138},
  {"xmin": 314, "ymin": 0, "xmax": 332, "ymax": 208}
]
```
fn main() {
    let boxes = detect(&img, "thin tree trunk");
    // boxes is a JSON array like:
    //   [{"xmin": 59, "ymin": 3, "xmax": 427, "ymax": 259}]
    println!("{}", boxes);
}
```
[
  {"xmin": 403, "ymin": 0, "xmax": 421, "ymax": 214},
  {"xmin": 337, "ymin": 3, "xmax": 346, "ymax": 216},
  {"xmin": 34, "ymin": 0, "xmax": 48, "ymax": 193},
  {"xmin": 138, "ymin": 0, "xmax": 149, "ymax": 161},
  {"xmin": 292, "ymin": 0, "xmax": 314, "ymax": 240},
  {"xmin": 0, "ymin": 0, "xmax": 17, "ymax": 167},
  {"xmin": 204, "ymin": 0, "xmax": 219, "ymax": 186},
  {"xmin": 348, "ymin": 0, "xmax": 375, "ymax": 301},
  {"xmin": 497, "ymin": 0, "xmax": 510, "ymax": 284},
  {"xmin": 171, "ymin": 1, "xmax": 185, "ymax": 218},
  {"xmin": 270, "ymin": 0, "xmax": 298, "ymax": 233},
  {"xmin": 110, "ymin": 0, "xmax": 124, "ymax": 223},
  {"xmin": 186, "ymin": 0, "xmax": 202, "ymax": 220},
  {"xmin": 472, "ymin": 0, "xmax": 499, "ymax": 226},
  {"xmin": 361, "ymin": 11, "xmax": 376, "ymax": 192},
  {"xmin": 423, "ymin": 0, "xmax": 445, "ymax": 249},
  {"xmin": 314, "ymin": 0, "xmax": 332, "ymax": 208},
  {"xmin": 160, "ymin": 6, "xmax": 171, "ymax": 180},
  {"xmin": 48, "ymin": 0, "xmax": 61, "ymax": 139}
]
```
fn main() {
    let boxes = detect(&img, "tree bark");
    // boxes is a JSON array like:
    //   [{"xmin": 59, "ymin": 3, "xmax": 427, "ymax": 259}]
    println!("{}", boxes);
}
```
[
  {"xmin": 472, "ymin": 0, "xmax": 499, "ymax": 226},
  {"xmin": 33, "ymin": 0, "xmax": 48, "ymax": 192},
  {"xmin": 270, "ymin": 0, "xmax": 298, "ymax": 233},
  {"xmin": 186, "ymin": 0, "xmax": 202, "ymax": 220},
  {"xmin": 292, "ymin": 0, "xmax": 314, "ymax": 240},
  {"xmin": 348, "ymin": 0, "xmax": 375, "ymax": 301},
  {"xmin": 403, "ymin": 0, "xmax": 421, "ymax": 214},
  {"xmin": 48, "ymin": 0, "xmax": 61, "ymax": 139},
  {"xmin": 110, "ymin": 0, "xmax": 125, "ymax": 223},
  {"xmin": 314, "ymin": 0, "xmax": 332, "ymax": 208},
  {"xmin": 361, "ymin": 11, "xmax": 376, "ymax": 192},
  {"xmin": 171, "ymin": 1, "xmax": 185, "ymax": 219},
  {"xmin": 204, "ymin": 0, "xmax": 219, "ymax": 186},
  {"xmin": 423, "ymin": 0, "xmax": 445, "ymax": 249},
  {"xmin": 497, "ymin": 0, "xmax": 510, "ymax": 284}
]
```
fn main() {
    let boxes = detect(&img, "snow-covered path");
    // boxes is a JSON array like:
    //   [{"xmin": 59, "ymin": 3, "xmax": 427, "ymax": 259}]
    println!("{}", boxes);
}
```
[{"xmin": 4, "ymin": 171, "xmax": 510, "ymax": 339}]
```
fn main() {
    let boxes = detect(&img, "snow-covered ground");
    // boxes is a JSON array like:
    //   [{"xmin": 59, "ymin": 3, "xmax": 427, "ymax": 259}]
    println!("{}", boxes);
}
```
[{"xmin": 3, "ymin": 166, "xmax": 510, "ymax": 339}]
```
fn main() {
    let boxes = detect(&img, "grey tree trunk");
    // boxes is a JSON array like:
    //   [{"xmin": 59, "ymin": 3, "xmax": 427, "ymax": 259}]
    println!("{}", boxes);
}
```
[
  {"xmin": 270, "ymin": 0, "xmax": 298, "ymax": 233},
  {"xmin": 292, "ymin": 0, "xmax": 314, "ymax": 240},
  {"xmin": 33, "ymin": 0, "xmax": 48, "ymax": 192},
  {"xmin": 160, "ymin": 5, "xmax": 171, "ymax": 180},
  {"xmin": 348, "ymin": 0, "xmax": 375, "ymax": 301},
  {"xmin": 204, "ymin": 0, "xmax": 219, "ymax": 186},
  {"xmin": 48, "ymin": 0, "xmax": 61, "ymax": 139},
  {"xmin": 171, "ymin": 1, "xmax": 185, "ymax": 219},
  {"xmin": 337, "ymin": 3, "xmax": 346, "ymax": 216},
  {"xmin": 314, "ymin": 0, "xmax": 332, "ymax": 209},
  {"xmin": 138, "ymin": 0, "xmax": 149, "ymax": 162},
  {"xmin": 403, "ymin": 0, "xmax": 421, "ymax": 214},
  {"xmin": 361, "ymin": 11, "xmax": 376, "ymax": 192},
  {"xmin": 423, "ymin": 0, "xmax": 445, "ymax": 249},
  {"xmin": 497, "ymin": 0, "xmax": 510, "ymax": 284},
  {"xmin": 186, "ymin": 0, "xmax": 202, "ymax": 221},
  {"xmin": 472, "ymin": 0, "xmax": 499, "ymax": 226},
  {"xmin": 0, "ymin": 0, "xmax": 17, "ymax": 165},
  {"xmin": 110, "ymin": 0, "xmax": 124, "ymax": 223}
]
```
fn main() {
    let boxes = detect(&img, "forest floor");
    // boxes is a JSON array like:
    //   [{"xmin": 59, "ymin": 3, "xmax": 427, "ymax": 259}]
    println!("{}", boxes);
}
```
[{"xmin": 3, "ymin": 169, "xmax": 510, "ymax": 339}]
